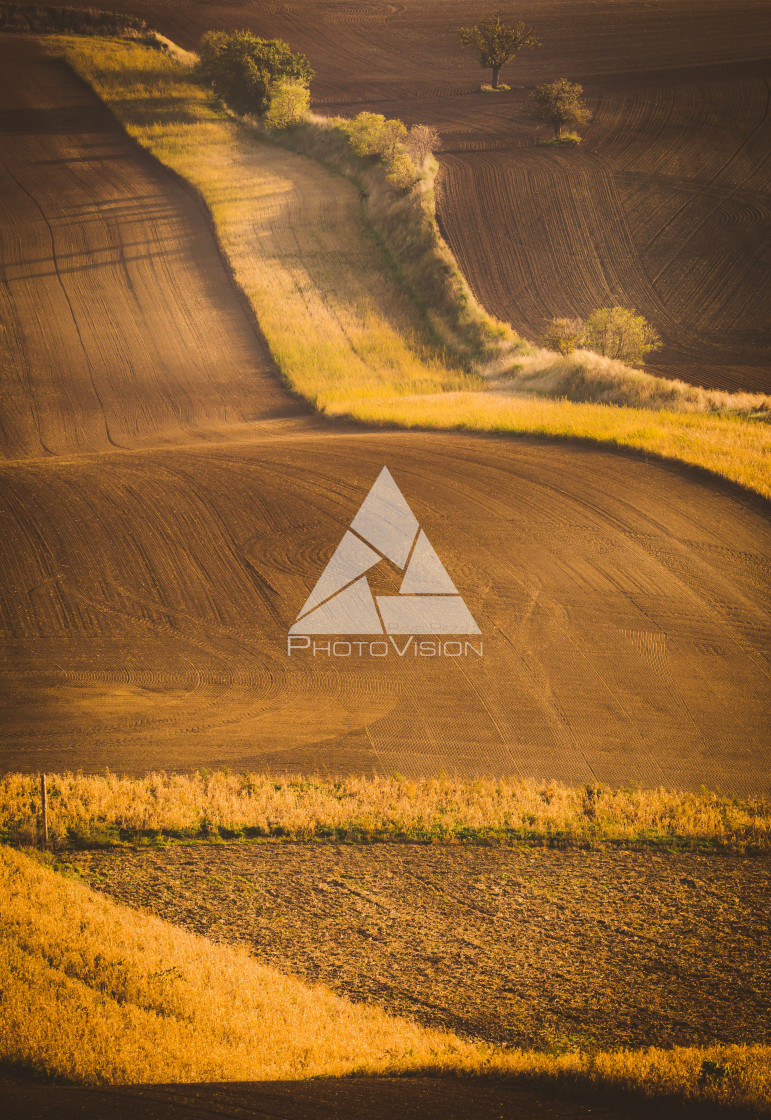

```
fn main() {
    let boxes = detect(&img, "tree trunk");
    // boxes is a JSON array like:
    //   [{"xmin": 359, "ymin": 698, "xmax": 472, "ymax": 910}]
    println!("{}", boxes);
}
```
[
  {"xmin": 491, "ymin": 65, "xmax": 501, "ymax": 89},
  {"xmin": 555, "ymin": 122, "xmax": 562, "ymax": 140}
]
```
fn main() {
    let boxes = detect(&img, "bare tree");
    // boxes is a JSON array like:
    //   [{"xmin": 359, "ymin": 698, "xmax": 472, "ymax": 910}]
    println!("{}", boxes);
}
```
[{"xmin": 406, "ymin": 124, "xmax": 441, "ymax": 168}]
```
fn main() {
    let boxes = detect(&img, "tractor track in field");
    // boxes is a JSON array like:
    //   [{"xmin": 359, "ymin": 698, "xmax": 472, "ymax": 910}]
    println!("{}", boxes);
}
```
[{"xmin": 0, "ymin": 18, "xmax": 769, "ymax": 1120}]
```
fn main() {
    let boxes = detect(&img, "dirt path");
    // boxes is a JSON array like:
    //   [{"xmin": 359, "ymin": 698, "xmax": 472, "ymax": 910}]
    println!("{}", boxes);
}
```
[
  {"xmin": 0, "ymin": 39, "xmax": 769, "ymax": 787},
  {"xmin": 56, "ymin": 844, "xmax": 771, "ymax": 1053}
]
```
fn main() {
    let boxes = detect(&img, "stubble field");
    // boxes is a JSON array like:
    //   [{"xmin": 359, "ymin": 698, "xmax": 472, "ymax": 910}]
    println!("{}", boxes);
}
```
[{"xmin": 54, "ymin": 841, "xmax": 771, "ymax": 1054}]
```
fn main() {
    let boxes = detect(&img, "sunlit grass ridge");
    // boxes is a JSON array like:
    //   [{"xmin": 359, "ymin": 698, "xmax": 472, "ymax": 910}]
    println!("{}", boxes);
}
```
[
  {"xmin": 55, "ymin": 36, "xmax": 771, "ymax": 499},
  {"xmin": 59, "ymin": 36, "xmax": 474, "ymax": 408},
  {"xmin": 0, "ymin": 843, "xmax": 470, "ymax": 1083}
]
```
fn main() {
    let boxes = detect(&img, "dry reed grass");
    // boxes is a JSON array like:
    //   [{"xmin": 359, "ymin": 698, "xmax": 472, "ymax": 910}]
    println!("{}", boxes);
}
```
[
  {"xmin": 3, "ymin": 772, "xmax": 769, "ymax": 852},
  {"xmin": 344, "ymin": 390, "xmax": 771, "ymax": 499},
  {"xmin": 500, "ymin": 350, "xmax": 770, "ymax": 414}
]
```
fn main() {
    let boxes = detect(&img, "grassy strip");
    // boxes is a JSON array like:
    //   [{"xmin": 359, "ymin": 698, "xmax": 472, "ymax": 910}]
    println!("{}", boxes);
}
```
[
  {"xmin": 342, "ymin": 390, "xmax": 771, "ymax": 499},
  {"xmin": 0, "ymin": 2, "xmax": 146, "ymax": 34},
  {"xmin": 3, "ymin": 772, "xmax": 769, "ymax": 853},
  {"xmin": 2, "ymin": 843, "xmax": 769, "ymax": 1110},
  {"xmin": 269, "ymin": 114, "xmax": 771, "ymax": 417},
  {"xmin": 264, "ymin": 114, "xmax": 518, "ymax": 360},
  {"xmin": 58, "ymin": 37, "xmax": 477, "ymax": 403},
  {"xmin": 50, "ymin": 36, "xmax": 771, "ymax": 498}
]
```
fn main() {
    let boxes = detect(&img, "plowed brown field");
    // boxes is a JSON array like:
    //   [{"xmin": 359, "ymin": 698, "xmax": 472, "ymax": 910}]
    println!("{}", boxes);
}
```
[
  {"xmin": 18, "ymin": 0, "xmax": 771, "ymax": 391},
  {"xmin": 0, "ymin": 43, "xmax": 305, "ymax": 458},
  {"xmin": 1, "ymin": 39, "xmax": 770, "ymax": 788}
]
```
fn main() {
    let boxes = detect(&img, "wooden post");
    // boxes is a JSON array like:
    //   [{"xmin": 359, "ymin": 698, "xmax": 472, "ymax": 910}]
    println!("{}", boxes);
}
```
[{"xmin": 40, "ymin": 773, "xmax": 48, "ymax": 845}]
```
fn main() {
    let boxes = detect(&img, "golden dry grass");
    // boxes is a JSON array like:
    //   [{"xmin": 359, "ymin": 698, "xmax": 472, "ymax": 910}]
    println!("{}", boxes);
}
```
[
  {"xmin": 345, "ymin": 390, "xmax": 771, "ymax": 499},
  {"xmin": 2, "ymin": 843, "xmax": 770, "ymax": 1111},
  {"xmin": 0, "ymin": 842, "xmax": 471, "ymax": 1083},
  {"xmin": 53, "ymin": 37, "xmax": 771, "ymax": 499},
  {"xmin": 3, "ymin": 772, "xmax": 769, "ymax": 852},
  {"xmin": 266, "ymin": 114, "xmax": 771, "ymax": 415}
]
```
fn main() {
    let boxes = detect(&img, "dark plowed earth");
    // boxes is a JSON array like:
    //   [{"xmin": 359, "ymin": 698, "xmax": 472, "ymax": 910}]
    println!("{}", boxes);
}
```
[
  {"xmin": 1, "ymin": 40, "xmax": 770, "ymax": 790},
  {"xmin": 59, "ymin": 844, "xmax": 771, "ymax": 1052},
  {"xmin": 19, "ymin": 0, "xmax": 771, "ymax": 391}
]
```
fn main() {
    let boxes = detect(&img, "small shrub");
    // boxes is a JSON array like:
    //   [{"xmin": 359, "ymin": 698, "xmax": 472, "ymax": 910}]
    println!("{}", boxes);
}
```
[
  {"xmin": 698, "ymin": 1058, "xmax": 732, "ymax": 1084},
  {"xmin": 344, "ymin": 112, "xmax": 407, "ymax": 161},
  {"xmin": 264, "ymin": 78, "xmax": 310, "ymax": 130},
  {"xmin": 341, "ymin": 112, "xmax": 418, "ymax": 188},
  {"xmin": 544, "ymin": 316, "xmax": 584, "ymax": 356},
  {"xmin": 583, "ymin": 306, "xmax": 662, "ymax": 366},
  {"xmin": 14, "ymin": 819, "xmax": 40, "ymax": 848},
  {"xmin": 386, "ymin": 149, "xmax": 418, "ymax": 188},
  {"xmin": 582, "ymin": 783, "xmax": 605, "ymax": 821}
]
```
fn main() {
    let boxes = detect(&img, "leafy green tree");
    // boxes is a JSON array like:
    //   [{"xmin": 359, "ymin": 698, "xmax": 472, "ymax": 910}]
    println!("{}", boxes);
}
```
[
  {"xmin": 199, "ymin": 30, "xmax": 313, "ymax": 118},
  {"xmin": 529, "ymin": 78, "xmax": 592, "ymax": 140},
  {"xmin": 342, "ymin": 113, "xmax": 417, "ymax": 188},
  {"xmin": 458, "ymin": 12, "xmax": 540, "ymax": 90},
  {"xmin": 583, "ymin": 306, "xmax": 662, "ymax": 366}
]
